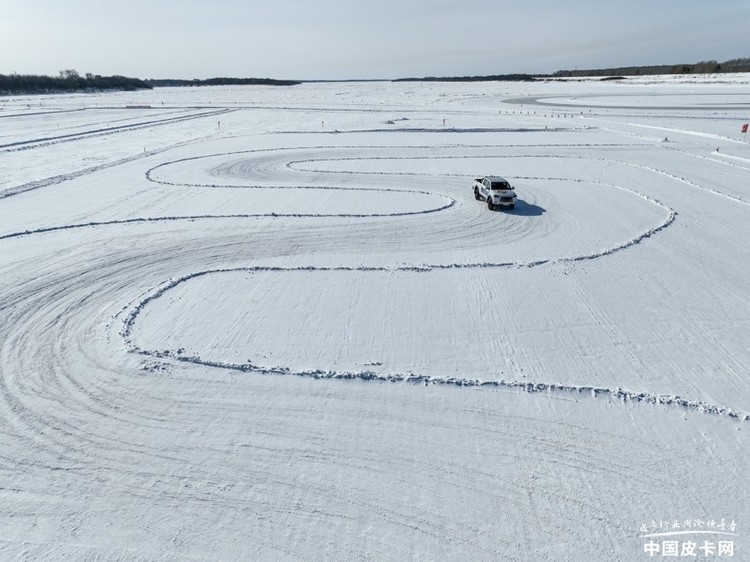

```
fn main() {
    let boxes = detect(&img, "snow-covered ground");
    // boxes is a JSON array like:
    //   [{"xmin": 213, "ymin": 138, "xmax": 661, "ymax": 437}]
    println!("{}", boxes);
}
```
[{"xmin": 1, "ymin": 75, "xmax": 749, "ymax": 561}]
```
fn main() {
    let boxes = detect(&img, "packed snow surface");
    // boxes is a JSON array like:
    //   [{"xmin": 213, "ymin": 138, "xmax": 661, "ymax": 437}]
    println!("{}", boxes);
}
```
[{"xmin": 1, "ymin": 75, "xmax": 749, "ymax": 560}]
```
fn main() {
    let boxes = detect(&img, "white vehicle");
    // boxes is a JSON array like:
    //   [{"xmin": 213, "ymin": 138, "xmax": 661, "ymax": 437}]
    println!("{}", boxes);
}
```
[{"xmin": 473, "ymin": 176, "xmax": 517, "ymax": 210}]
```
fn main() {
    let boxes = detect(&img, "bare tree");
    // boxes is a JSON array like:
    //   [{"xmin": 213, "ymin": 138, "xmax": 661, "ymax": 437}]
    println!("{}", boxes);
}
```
[{"xmin": 59, "ymin": 69, "xmax": 80, "ymax": 80}]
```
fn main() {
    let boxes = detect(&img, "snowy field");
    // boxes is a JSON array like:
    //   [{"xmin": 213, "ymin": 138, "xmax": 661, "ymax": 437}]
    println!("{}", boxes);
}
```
[{"xmin": 1, "ymin": 75, "xmax": 749, "ymax": 561}]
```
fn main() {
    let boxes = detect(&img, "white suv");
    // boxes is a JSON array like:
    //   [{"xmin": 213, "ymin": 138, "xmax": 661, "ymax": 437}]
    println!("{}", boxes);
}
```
[{"xmin": 473, "ymin": 176, "xmax": 517, "ymax": 210}]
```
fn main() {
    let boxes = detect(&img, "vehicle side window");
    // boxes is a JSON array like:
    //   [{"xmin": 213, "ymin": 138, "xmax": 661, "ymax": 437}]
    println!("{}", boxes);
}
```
[{"xmin": 483, "ymin": 179, "xmax": 489, "ymax": 188}]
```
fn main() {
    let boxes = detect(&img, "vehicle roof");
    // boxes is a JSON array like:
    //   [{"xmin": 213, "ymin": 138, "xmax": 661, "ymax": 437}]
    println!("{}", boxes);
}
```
[{"xmin": 484, "ymin": 176, "xmax": 509, "ymax": 183}]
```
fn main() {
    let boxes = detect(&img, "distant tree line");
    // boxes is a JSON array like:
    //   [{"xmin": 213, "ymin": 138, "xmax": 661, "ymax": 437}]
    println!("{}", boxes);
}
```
[
  {"xmin": 146, "ymin": 77, "xmax": 300, "ymax": 87},
  {"xmin": 393, "ymin": 74, "xmax": 536, "ymax": 82},
  {"xmin": 3, "ymin": 59, "xmax": 748, "ymax": 94},
  {"xmin": 390, "ymin": 58, "xmax": 750, "ymax": 82},
  {"xmin": 0, "ymin": 69, "xmax": 152, "ymax": 95},
  {"xmin": 0, "ymin": 71, "xmax": 301, "ymax": 95},
  {"xmin": 552, "ymin": 58, "xmax": 750, "ymax": 78}
]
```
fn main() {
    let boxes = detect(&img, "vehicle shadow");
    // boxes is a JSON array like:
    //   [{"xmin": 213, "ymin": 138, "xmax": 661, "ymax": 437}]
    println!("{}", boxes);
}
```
[{"xmin": 506, "ymin": 200, "xmax": 546, "ymax": 216}]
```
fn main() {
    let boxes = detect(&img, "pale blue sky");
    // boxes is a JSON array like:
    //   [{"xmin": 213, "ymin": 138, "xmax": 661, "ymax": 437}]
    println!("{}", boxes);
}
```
[{"xmin": 1, "ymin": 0, "xmax": 747, "ymax": 80}]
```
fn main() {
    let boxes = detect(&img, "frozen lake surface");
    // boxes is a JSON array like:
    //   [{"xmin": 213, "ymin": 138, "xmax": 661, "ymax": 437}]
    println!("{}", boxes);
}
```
[{"xmin": 1, "ymin": 75, "xmax": 749, "ymax": 560}]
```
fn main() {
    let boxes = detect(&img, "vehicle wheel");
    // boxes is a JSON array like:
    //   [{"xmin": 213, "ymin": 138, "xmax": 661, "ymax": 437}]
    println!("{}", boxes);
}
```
[
  {"xmin": 474, "ymin": 189, "xmax": 481, "ymax": 200},
  {"xmin": 487, "ymin": 199, "xmax": 494, "ymax": 211}
]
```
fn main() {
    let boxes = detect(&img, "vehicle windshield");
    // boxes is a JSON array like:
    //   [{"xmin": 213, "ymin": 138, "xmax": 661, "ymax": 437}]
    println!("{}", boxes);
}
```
[{"xmin": 491, "ymin": 182, "xmax": 510, "ymax": 190}]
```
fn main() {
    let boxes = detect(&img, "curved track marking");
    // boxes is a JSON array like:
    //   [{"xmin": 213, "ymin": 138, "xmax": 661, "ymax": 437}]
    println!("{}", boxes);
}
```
[
  {"xmin": 4, "ymin": 138, "xmax": 738, "ymax": 424},
  {"xmin": 116, "ymin": 253, "xmax": 748, "ymax": 422}
]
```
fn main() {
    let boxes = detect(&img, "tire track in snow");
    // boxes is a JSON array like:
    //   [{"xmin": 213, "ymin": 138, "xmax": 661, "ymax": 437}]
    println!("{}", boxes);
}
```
[
  {"xmin": 288, "ymin": 150, "xmax": 750, "ymax": 206},
  {"xmin": 147, "ymin": 147, "xmax": 677, "ymax": 267},
  {"xmin": 597, "ymin": 151, "xmax": 750, "ymax": 207},
  {"xmin": 118, "ymin": 142, "xmax": 723, "ymax": 418},
  {"xmin": 117, "ymin": 261, "xmax": 747, "ymax": 422},
  {"xmin": 2, "ymin": 145, "xmax": 675, "ymax": 249},
  {"xmin": 0, "ymin": 227, "xmax": 702, "ymax": 561},
  {"xmin": 0, "ymin": 134, "xmax": 218, "ymax": 200},
  {"xmin": 0, "ymin": 244, "xmax": 597, "ymax": 561},
  {"xmin": 0, "ymin": 108, "xmax": 232, "ymax": 152},
  {"xmin": 3, "ymin": 142, "xmax": 719, "ymax": 422},
  {"xmin": 0, "ymin": 205, "xmax": 458, "ymax": 242}
]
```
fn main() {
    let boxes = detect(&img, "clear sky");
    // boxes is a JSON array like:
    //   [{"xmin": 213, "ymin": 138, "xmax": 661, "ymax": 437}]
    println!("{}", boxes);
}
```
[{"xmin": 2, "ymin": 0, "xmax": 748, "ymax": 80}]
